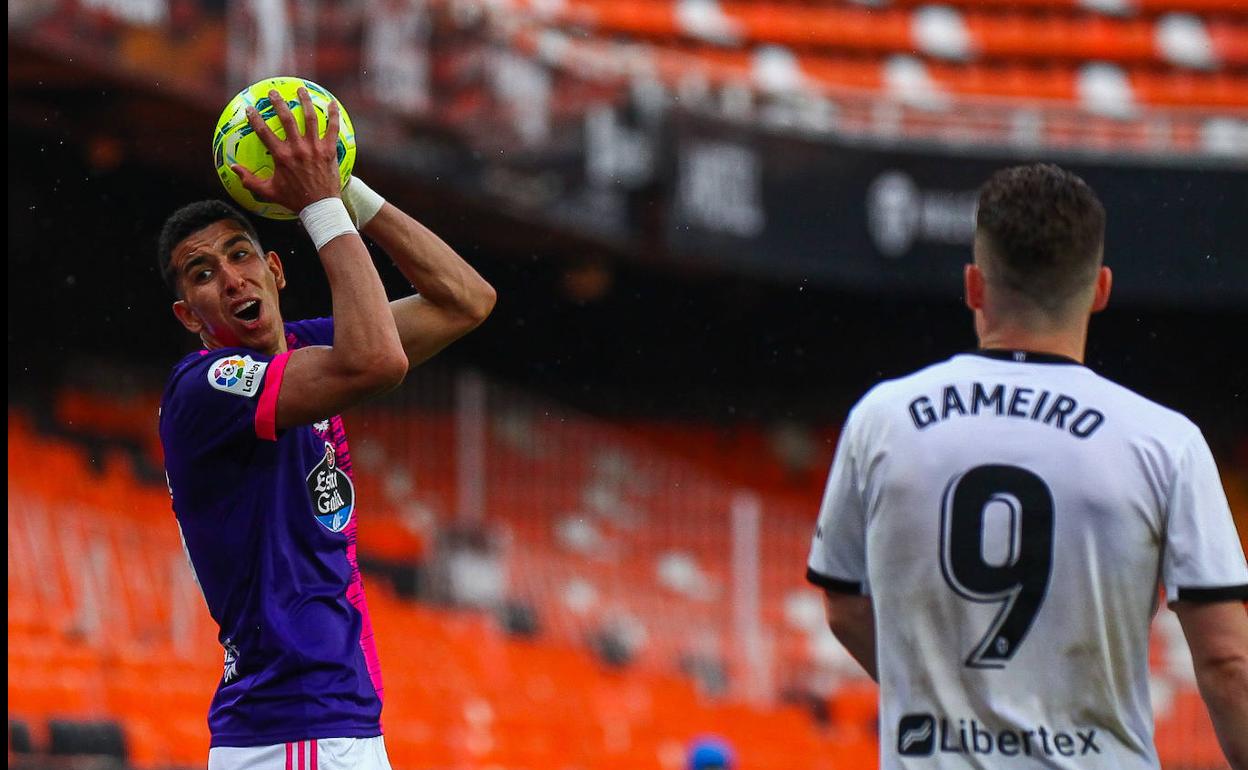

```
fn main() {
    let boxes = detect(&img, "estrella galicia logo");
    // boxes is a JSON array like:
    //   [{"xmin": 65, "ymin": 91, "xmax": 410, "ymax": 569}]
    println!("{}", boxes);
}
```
[
  {"xmin": 899, "ymin": 713, "xmax": 936, "ymax": 756},
  {"xmin": 306, "ymin": 441, "xmax": 355, "ymax": 532}
]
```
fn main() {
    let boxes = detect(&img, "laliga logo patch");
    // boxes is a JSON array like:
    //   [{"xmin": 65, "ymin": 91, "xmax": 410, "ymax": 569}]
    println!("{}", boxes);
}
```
[
  {"xmin": 306, "ymin": 441, "xmax": 355, "ymax": 532},
  {"xmin": 207, "ymin": 355, "xmax": 267, "ymax": 397},
  {"xmin": 212, "ymin": 357, "xmax": 246, "ymax": 387}
]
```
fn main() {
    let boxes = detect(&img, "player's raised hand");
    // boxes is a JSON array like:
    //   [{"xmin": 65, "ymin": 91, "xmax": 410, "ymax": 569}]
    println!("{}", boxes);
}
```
[{"xmin": 232, "ymin": 87, "xmax": 342, "ymax": 214}]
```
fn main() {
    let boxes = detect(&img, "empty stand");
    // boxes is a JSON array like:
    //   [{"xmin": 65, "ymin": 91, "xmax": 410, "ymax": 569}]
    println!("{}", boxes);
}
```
[
  {"xmin": 486, "ymin": 0, "xmax": 1248, "ymax": 157},
  {"xmin": 9, "ymin": 392, "xmax": 1244, "ymax": 768}
]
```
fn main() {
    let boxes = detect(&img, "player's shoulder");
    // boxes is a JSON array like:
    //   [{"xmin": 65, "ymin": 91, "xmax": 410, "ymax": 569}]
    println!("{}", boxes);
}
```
[
  {"xmin": 162, "ymin": 347, "xmax": 270, "ymax": 407},
  {"xmin": 848, "ymin": 356, "xmax": 968, "ymax": 421},
  {"xmin": 164, "ymin": 349, "xmax": 217, "ymax": 395},
  {"xmin": 283, "ymin": 317, "xmax": 334, "ymax": 348},
  {"xmin": 1076, "ymin": 368, "xmax": 1202, "ymax": 442}
]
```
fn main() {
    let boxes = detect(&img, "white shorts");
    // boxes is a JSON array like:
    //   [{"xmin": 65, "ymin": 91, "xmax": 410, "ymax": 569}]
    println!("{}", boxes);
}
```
[{"xmin": 207, "ymin": 737, "xmax": 391, "ymax": 770}]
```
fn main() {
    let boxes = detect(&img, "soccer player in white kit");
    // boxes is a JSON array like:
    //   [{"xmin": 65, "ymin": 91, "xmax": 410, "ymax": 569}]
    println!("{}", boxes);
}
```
[{"xmin": 806, "ymin": 164, "xmax": 1248, "ymax": 769}]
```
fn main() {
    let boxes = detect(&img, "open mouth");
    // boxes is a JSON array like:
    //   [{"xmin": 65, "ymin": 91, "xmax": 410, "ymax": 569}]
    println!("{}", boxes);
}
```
[{"xmin": 233, "ymin": 300, "xmax": 261, "ymax": 323}]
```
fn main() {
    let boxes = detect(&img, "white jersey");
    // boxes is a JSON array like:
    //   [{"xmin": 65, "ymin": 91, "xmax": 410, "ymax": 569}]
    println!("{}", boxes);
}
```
[{"xmin": 807, "ymin": 350, "xmax": 1248, "ymax": 770}]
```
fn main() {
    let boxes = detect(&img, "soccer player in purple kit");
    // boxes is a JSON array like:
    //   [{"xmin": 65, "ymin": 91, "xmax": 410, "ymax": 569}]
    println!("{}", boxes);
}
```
[{"xmin": 156, "ymin": 87, "xmax": 495, "ymax": 768}]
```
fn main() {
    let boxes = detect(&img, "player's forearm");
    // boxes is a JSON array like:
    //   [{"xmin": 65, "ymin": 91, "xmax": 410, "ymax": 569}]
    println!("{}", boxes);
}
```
[
  {"xmin": 1175, "ymin": 601, "xmax": 1248, "ymax": 769},
  {"xmin": 824, "ymin": 593, "xmax": 879, "ymax": 681},
  {"xmin": 318, "ymin": 233, "xmax": 407, "ymax": 380},
  {"xmin": 362, "ymin": 203, "xmax": 496, "ymax": 324},
  {"xmin": 831, "ymin": 623, "xmax": 878, "ymax": 682},
  {"xmin": 1195, "ymin": 656, "xmax": 1248, "ymax": 769}
]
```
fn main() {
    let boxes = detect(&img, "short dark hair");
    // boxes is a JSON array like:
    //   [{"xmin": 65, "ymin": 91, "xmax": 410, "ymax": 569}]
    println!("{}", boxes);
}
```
[
  {"xmin": 975, "ymin": 163, "xmax": 1106, "ymax": 317},
  {"xmin": 157, "ymin": 200, "xmax": 261, "ymax": 296}
]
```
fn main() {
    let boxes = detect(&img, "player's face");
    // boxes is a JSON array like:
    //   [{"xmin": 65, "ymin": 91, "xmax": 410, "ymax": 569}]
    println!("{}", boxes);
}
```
[{"xmin": 170, "ymin": 220, "xmax": 287, "ymax": 355}]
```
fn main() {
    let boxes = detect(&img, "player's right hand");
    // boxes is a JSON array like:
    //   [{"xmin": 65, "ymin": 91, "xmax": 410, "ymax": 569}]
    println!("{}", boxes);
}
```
[{"xmin": 232, "ymin": 86, "xmax": 342, "ymax": 215}]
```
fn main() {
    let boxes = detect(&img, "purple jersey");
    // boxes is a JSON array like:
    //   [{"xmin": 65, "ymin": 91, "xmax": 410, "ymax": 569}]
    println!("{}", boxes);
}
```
[{"xmin": 159, "ymin": 318, "xmax": 384, "ymax": 747}]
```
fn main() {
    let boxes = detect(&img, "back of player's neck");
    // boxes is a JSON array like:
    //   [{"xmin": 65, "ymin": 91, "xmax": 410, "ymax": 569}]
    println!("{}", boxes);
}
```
[{"xmin": 977, "ymin": 327, "xmax": 1087, "ymax": 364}]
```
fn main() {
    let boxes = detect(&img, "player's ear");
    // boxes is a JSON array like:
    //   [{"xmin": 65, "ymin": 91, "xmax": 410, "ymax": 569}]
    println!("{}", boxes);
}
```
[
  {"xmin": 266, "ymin": 250, "xmax": 287, "ymax": 291},
  {"xmin": 172, "ymin": 299, "xmax": 204, "ymax": 334},
  {"xmin": 1090, "ymin": 266, "xmax": 1112, "ymax": 314},
  {"xmin": 964, "ymin": 264, "xmax": 985, "ymax": 312}
]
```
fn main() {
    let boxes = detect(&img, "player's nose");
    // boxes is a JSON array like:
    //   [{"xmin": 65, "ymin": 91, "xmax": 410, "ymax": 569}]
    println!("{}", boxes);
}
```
[{"xmin": 220, "ymin": 262, "xmax": 248, "ymax": 293}]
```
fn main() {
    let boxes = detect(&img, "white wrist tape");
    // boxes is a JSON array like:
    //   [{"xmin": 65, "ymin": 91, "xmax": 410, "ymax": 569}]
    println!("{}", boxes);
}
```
[
  {"xmin": 299, "ymin": 198, "xmax": 356, "ymax": 251},
  {"xmin": 343, "ymin": 176, "xmax": 386, "ymax": 228}
]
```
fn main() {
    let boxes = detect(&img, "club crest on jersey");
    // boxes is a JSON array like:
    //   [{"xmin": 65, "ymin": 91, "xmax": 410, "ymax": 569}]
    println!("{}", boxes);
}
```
[
  {"xmin": 306, "ymin": 441, "xmax": 355, "ymax": 532},
  {"xmin": 207, "ymin": 355, "xmax": 267, "ymax": 397}
]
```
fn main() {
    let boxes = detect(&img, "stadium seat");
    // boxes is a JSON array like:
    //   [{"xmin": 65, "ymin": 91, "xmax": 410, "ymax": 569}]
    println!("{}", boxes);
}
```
[
  {"xmin": 47, "ymin": 719, "xmax": 127, "ymax": 760},
  {"xmin": 9, "ymin": 718, "xmax": 35, "ymax": 754}
]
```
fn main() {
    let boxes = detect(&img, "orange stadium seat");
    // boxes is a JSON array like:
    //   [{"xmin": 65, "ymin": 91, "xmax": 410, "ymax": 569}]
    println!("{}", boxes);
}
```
[
  {"xmin": 965, "ymin": 14, "xmax": 1157, "ymax": 62},
  {"xmin": 54, "ymin": 388, "xmax": 163, "ymax": 465},
  {"xmin": 1209, "ymin": 20, "xmax": 1248, "ymax": 64},
  {"xmin": 561, "ymin": 0, "xmax": 682, "ymax": 38},
  {"xmin": 1136, "ymin": 0, "xmax": 1248, "ymax": 11},
  {"xmin": 1134, "ymin": 68, "xmax": 1248, "ymax": 106},
  {"xmin": 726, "ymin": 4, "xmax": 914, "ymax": 51}
]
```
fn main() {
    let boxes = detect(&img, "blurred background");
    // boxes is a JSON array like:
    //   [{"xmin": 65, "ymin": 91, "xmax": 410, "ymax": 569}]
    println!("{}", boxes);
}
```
[{"xmin": 7, "ymin": 0, "xmax": 1248, "ymax": 768}]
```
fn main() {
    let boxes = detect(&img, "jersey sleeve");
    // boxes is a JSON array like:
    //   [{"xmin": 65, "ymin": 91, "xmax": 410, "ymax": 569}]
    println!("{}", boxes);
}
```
[
  {"xmin": 162, "ymin": 348, "xmax": 293, "ymax": 447},
  {"xmin": 1162, "ymin": 432, "xmax": 1248, "ymax": 604},
  {"xmin": 807, "ymin": 405, "xmax": 871, "ymax": 595},
  {"xmin": 284, "ymin": 317, "xmax": 335, "ymax": 347}
]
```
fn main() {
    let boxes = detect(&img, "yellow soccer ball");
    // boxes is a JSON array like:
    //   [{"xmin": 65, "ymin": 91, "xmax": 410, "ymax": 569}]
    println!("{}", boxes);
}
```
[{"xmin": 212, "ymin": 76, "xmax": 356, "ymax": 220}]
